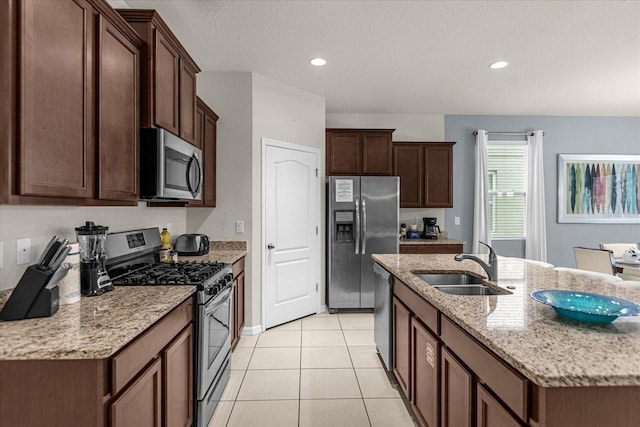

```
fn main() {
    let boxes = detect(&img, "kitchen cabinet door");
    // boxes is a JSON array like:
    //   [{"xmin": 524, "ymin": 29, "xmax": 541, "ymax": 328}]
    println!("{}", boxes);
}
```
[
  {"xmin": 424, "ymin": 143, "xmax": 453, "ymax": 207},
  {"xmin": 97, "ymin": 15, "xmax": 139, "ymax": 201},
  {"xmin": 441, "ymin": 347, "xmax": 473, "ymax": 427},
  {"xmin": 202, "ymin": 112, "xmax": 217, "ymax": 207},
  {"xmin": 476, "ymin": 384, "xmax": 521, "ymax": 427},
  {"xmin": 232, "ymin": 257, "xmax": 246, "ymax": 349},
  {"xmin": 19, "ymin": 0, "xmax": 95, "ymax": 198},
  {"xmin": 393, "ymin": 144, "xmax": 423, "ymax": 207},
  {"xmin": 179, "ymin": 59, "xmax": 197, "ymax": 145},
  {"xmin": 362, "ymin": 132, "xmax": 393, "ymax": 175},
  {"xmin": 164, "ymin": 327, "xmax": 193, "ymax": 427},
  {"xmin": 326, "ymin": 131, "xmax": 361, "ymax": 175},
  {"xmin": 110, "ymin": 358, "xmax": 162, "ymax": 427},
  {"xmin": 153, "ymin": 29, "xmax": 180, "ymax": 135},
  {"xmin": 399, "ymin": 244, "xmax": 464, "ymax": 255},
  {"xmin": 411, "ymin": 317, "xmax": 439, "ymax": 427},
  {"xmin": 393, "ymin": 296, "xmax": 411, "ymax": 398}
]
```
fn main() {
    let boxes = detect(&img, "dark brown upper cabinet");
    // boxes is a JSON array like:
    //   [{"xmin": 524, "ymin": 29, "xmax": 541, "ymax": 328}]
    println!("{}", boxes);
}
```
[
  {"xmin": 393, "ymin": 141, "xmax": 455, "ymax": 208},
  {"xmin": 117, "ymin": 9, "xmax": 201, "ymax": 146},
  {"xmin": 0, "ymin": 0, "xmax": 142, "ymax": 205},
  {"xmin": 188, "ymin": 97, "xmax": 218, "ymax": 208},
  {"xmin": 326, "ymin": 129, "xmax": 394, "ymax": 176}
]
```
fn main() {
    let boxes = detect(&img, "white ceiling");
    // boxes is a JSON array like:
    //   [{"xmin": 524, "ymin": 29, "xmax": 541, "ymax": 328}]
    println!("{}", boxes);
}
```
[{"xmin": 121, "ymin": 0, "xmax": 640, "ymax": 116}]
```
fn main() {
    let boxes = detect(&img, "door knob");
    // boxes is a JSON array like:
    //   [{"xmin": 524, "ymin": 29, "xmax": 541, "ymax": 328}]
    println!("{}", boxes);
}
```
[{"xmin": 267, "ymin": 243, "xmax": 275, "ymax": 249}]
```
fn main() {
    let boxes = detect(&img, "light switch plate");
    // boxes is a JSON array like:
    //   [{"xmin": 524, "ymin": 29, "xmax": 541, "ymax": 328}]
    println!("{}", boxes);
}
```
[
  {"xmin": 235, "ymin": 221, "xmax": 244, "ymax": 234},
  {"xmin": 17, "ymin": 238, "xmax": 31, "ymax": 265}
]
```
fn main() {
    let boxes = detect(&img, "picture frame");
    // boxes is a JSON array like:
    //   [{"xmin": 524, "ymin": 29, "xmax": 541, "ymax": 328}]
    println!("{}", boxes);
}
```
[{"xmin": 557, "ymin": 154, "xmax": 640, "ymax": 223}]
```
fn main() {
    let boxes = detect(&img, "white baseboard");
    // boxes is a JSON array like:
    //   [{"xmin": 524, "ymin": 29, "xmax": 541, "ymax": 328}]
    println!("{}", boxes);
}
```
[
  {"xmin": 240, "ymin": 325, "xmax": 262, "ymax": 336},
  {"xmin": 318, "ymin": 305, "xmax": 327, "ymax": 314}
]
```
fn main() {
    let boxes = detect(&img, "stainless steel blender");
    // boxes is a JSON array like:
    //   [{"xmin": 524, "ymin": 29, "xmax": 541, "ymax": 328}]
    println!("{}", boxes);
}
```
[{"xmin": 75, "ymin": 221, "xmax": 113, "ymax": 296}]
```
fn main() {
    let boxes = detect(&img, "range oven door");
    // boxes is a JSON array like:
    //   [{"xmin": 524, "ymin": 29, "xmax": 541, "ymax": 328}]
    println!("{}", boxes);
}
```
[{"xmin": 197, "ymin": 286, "xmax": 231, "ymax": 399}]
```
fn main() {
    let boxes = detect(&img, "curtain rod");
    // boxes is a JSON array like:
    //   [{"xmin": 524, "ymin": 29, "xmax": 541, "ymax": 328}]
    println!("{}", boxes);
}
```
[{"xmin": 472, "ymin": 131, "xmax": 544, "ymax": 136}]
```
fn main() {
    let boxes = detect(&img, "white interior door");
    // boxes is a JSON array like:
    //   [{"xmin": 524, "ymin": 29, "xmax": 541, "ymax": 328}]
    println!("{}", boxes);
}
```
[{"xmin": 263, "ymin": 139, "xmax": 320, "ymax": 329}]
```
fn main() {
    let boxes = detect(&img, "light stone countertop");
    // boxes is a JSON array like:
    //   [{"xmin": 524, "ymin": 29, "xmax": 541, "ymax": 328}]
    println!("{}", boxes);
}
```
[
  {"xmin": 179, "ymin": 240, "xmax": 247, "ymax": 265},
  {"xmin": 399, "ymin": 238, "xmax": 465, "ymax": 246},
  {"xmin": 0, "ymin": 285, "xmax": 195, "ymax": 360},
  {"xmin": 372, "ymin": 253, "xmax": 640, "ymax": 388}
]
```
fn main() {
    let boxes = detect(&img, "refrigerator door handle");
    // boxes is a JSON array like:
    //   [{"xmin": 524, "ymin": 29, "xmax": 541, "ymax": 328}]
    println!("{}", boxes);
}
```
[
  {"xmin": 362, "ymin": 198, "xmax": 367, "ymax": 254},
  {"xmin": 355, "ymin": 197, "xmax": 360, "ymax": 254}
]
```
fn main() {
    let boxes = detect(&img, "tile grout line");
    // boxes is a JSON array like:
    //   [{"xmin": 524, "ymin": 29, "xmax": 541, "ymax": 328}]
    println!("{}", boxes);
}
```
[
  {"xmin": 224, "ymin": 338, "xmax": 258, "ymax": 427},
  {"xmin": 339, "ymin": 315, "xmax": 374, "ymax": 427}
]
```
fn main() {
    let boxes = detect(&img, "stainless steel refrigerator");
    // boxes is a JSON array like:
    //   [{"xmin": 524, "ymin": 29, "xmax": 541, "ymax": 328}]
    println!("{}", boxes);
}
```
[{"xmin": 327, "ymin": 176, "xmax": 399, "ymax": 311}]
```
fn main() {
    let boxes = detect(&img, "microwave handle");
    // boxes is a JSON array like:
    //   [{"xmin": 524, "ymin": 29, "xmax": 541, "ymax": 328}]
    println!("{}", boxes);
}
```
[{"xmin": 186, "ymin": 153, "xmax": 202, "ymax": 197}]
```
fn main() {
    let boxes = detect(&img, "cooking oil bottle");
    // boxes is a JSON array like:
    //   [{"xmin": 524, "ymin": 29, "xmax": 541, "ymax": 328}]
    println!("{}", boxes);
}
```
[{"xmin": 160, "ymin": 227, "xmax": 171, "ymax": 249}]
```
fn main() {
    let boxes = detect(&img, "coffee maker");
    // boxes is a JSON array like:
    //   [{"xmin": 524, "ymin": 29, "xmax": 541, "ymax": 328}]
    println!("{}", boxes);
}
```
[
  {"xmin": 75, "ymin": 221, "xmax": 113, "ymax": 296},
  {"xmin": 422, "ymin": 217, "xmax": 441, "ymax": 240}
]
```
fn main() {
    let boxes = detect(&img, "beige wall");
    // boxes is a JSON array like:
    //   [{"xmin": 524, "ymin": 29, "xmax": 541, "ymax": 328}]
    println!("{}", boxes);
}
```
[
  {"xmin": 191, "ymin": 72, "xmax": 325, "ymax": 331},
  {"xmin": 0, "ymin": 204, "xmax": 186, "ymax": 290},
  {"xmin": 326, "ymin": 113, "xmax": 448, "ymax": 232}
]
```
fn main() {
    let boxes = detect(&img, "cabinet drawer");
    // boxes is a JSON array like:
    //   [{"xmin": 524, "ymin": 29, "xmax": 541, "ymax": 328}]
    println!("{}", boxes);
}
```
[
  {"xmin": 232, "ymin": 257, "xmax": 245, "ymax": 278},
  {"xmin": 111, "ymin": 298, "xmax": 193, "ymax": 395},
  {"xmin": 393, "ymin": 278, "xmax": 438, "ymax": 334},
  {"xmin": 440, "ymin": 316, "xmax": 527, "ymax": 421}
]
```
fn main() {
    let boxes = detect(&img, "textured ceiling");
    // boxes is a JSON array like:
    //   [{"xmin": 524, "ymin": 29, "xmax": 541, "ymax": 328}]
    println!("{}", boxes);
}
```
[{"xmin": 121, "ymin": 0, "xmax": 640, "ymax": 116}]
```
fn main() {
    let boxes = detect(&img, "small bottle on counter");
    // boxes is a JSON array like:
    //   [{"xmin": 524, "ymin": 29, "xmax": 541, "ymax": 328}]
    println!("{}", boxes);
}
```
[{"xmin": 160, "ymin": 227, "xmax": 171, "ymax": 249}]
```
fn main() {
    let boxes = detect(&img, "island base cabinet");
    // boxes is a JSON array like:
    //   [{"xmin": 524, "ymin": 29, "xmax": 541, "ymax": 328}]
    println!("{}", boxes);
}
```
[
  {"xmin": 530, "ymin": 385, "xmax": 640, "ymax": 427},
  {"xmin": 477, "ymin": 384, "xmax": 521, "ymax": 427},
  {"xmin": 441, "ymin": 347, "xmax": 473, "ymax": 427},
  {"xmin": 393, "ymin": 296, "xmax": 411, "ymax": 398},
  {"xmin": 411, "ymin": 317, "xmax": 439, "ymax": 427},
  {"xmin": 110, "ymin": 358, "xmax": 162, "ymax": 427}
]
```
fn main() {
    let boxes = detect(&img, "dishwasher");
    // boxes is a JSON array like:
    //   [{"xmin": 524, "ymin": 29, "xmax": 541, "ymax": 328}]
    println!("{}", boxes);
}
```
[{"xmin": 373, "ymin": 262, "xmax": 393, "ymax": 371}]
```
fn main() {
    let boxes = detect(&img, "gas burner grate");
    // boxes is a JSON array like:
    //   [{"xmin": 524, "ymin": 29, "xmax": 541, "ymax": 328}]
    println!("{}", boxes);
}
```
[{"xmin": 111, "ymin": 261, "xmax": 228, "ymax": 286}]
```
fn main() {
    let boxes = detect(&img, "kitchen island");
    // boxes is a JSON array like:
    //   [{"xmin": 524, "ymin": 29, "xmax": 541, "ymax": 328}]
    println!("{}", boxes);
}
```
[
  {"xmin": 0, "ymin": 285, "xmax": 196, "ymax": 426},
  {"xmin": 373, "ymin": 253, "xmax": 640, "ymax": 427}
]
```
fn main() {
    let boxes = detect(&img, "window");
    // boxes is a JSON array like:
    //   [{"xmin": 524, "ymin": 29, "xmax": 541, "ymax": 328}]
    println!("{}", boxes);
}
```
[{"xmin": 487, "ymin": 143, "xmax": 527, "ymax": 239}]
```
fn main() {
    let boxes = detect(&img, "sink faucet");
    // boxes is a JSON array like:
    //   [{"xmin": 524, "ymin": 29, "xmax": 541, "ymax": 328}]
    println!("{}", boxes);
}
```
[{"xmin": 454, "ymin": 241, "xmax": 498, "ymax": 282}]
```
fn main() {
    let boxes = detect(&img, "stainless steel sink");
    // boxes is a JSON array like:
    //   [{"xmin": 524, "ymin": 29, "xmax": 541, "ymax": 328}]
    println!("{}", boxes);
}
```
[
  {"xmin": 413, "ymin": 273, "xmax": 508, "ymax": 296},
  {"xmin": 415, "ymin": 273, "xmax": 485, "ymax": 285}
]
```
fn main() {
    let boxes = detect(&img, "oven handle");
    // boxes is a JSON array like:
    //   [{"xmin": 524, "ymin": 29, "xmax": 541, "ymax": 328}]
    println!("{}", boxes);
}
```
[{"xmin": 203, "ymin": 286, "xmax": 232, "ymax": 317}]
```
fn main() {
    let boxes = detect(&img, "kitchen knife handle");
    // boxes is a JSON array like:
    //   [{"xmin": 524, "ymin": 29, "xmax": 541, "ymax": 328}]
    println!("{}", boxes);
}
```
[{"xmin": 354, "ymin": 198, "xmax": 360, "ymax": 255}]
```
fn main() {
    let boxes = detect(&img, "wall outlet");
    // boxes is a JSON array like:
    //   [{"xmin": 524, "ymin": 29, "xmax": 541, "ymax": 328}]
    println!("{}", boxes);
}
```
[
  {"xmin": 235, "ymin": 221, "xmax": 244, "ymax": 234},
  {"xmin": 166, "ymin": 223, "xmax": 172, "ymax": 234},
  {"xmin": 17, "ymin": 238, "xmax": 31, "ymax": 265},
  {"xmin": 454, "ymin": 216, "xmax": 461, "ymax": 226}
]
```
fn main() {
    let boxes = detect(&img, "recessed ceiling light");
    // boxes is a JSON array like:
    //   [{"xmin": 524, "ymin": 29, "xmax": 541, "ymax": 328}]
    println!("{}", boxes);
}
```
[
  {"xmin": 489, "ymin": 61, "xmax": 509, "ymax": 69},
  {"xmin": 310, "ymin": 57, "xmax": 327, "ymax": 67}
]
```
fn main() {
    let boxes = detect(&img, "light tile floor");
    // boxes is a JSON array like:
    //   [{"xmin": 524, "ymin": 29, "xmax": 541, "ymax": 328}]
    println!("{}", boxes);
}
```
[{"xmin": 208, "ymin": 312, "xmax": 417, "ymax": 427}]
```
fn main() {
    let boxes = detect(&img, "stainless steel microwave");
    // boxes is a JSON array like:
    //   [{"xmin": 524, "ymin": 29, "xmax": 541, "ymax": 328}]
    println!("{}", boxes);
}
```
[{"xmin": 140, "ymin": 128, "xmax": 202, "ymax": 201}]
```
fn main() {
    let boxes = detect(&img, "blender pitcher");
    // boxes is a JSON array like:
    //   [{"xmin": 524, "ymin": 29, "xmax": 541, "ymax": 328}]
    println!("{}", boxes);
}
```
[{"xmin": 75, "ymin": 221, "xmax": 113, "ymax": 296}]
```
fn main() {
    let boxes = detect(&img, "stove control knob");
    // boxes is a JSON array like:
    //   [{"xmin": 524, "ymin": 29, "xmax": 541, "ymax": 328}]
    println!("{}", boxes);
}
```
[
  {"xmin": 205, "ymin": 286, "xmax": 216, "ymax": 295},
  {"xmin": 226, "ymin": 273, "xmax": 234, "ymax": 282}
]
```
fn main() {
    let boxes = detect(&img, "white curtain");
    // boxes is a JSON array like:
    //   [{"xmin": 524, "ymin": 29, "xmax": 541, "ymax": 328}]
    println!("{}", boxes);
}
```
[
  {"xmin": 472, "ymin": 130, "xmax": 491, "ymax": 253},
  {"xmin": 525, "ymin": 130, "xmax": 547, "ymax": 261}
]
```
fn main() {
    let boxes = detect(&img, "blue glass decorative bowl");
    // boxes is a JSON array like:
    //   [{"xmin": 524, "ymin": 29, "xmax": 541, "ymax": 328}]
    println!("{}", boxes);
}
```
[{"xmin": 529, "ymin": 290, "xmax": 640, "ymax": 323}]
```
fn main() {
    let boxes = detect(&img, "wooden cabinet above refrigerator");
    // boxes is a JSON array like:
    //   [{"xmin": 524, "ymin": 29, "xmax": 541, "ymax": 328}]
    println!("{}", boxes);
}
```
[{"xmin": 326, "ymin": 129, "xmax": 395, "ymax": 176}]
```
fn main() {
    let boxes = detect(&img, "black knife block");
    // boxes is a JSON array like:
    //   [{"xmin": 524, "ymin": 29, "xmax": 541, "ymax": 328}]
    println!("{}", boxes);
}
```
[{"xmin": 0, "ymin": 264, "xmax": 60, "ymax": 321}]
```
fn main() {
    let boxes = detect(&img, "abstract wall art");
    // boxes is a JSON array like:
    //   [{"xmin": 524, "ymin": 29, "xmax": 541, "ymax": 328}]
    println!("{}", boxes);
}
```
[{"xmin": 557, "ymin": 154, "xmax": 640, "ymax": 223}]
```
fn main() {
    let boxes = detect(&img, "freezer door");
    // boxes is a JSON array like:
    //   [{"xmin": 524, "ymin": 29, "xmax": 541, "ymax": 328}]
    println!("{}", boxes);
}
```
[
  {"xmin": 360, "ymin": 177, "xmax": 399, "ymax": 308},
  {"xmin": 327, "ymin": 177, "xmax": 362, "ymax": 310}
]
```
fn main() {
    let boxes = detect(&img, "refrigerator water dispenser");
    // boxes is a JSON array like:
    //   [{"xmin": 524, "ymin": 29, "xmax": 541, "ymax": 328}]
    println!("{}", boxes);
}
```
[{"xmin": 334, "ymin": 211, "xmax": 354, "ymax": 242}]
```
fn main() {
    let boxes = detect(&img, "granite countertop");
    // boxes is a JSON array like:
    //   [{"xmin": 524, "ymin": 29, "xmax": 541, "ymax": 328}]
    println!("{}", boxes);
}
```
[
  {"xmin": 179, "ymin": 240, "xmax": 247, "ymax": 264},
  {"xmin": 0, "ymin": 286, "xmax": 195, "ymax": 360},
  {"xmin": 372, "ymin": 253, "xmax": 640, "ymax": 388},
  {"xmin": 400, "ymin": 238, "xmax": 465, "ymax": 246}
]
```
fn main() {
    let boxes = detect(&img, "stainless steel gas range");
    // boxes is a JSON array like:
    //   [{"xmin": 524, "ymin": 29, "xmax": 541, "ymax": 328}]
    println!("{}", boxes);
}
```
[{"xmin": 105, "ymin": 227, "xmax": 232, "ymax": 427}]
